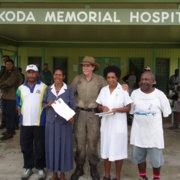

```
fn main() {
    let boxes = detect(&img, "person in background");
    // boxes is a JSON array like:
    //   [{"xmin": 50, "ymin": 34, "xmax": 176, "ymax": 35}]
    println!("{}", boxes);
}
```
[
  {"xmin": 0, "ymin": 55, "xmax": 11, "ymax": 129},
  {"xmin": 71, "ymin": 56, "xmax": 107, "ymax": 180},
  {"xmin": 126, "ymin": 69, "xmax": 137, "ymax": 95},
  {"xmin": 169, "ymin": 83, "xmax": 180, "ymax": 129},
  {"xmin": 16, "ymin": 64, "xmax": 47, "ymax": 180},
  {"xmin": 96, "ymin": 65, "xmax": 132, "ymax": 180},
  {"xmin": 167, "ymin": 69, "xmax": 180, "ymax": 109},
  {"xmin": 168, "ymin": 69, "xmax": 180, "ymax": 93},
  {"xmin": 0, "ymin": 65, "xmax": 5, "ymax": 129},
  {"xmin": 0, "ymin": 55, "xmax": 10, "ymax": 78},
  {"xmin": 122, "ymin": 71, "xmax": 130, "ymax": 83},
  {"xmin": 0, "ymin": 59, "xmax": 19, "ymax": 140},
  {"xmin": 18, "ymin": 67, "xmax": 25, "ymax": 85},
  {"xmin": 0, "ymin": 55, "xmax": 23, "ymax": 130},
  {"xmin": 40, "ymin": 63, "xmax": 53, "ymax": 86},
  {"xmin": 130, "ymin": 71, "xmax": 171, "ymax": 180},
  {"xmin": 43, "ymin": 67, "xmax": 76, "ymax": 180}
]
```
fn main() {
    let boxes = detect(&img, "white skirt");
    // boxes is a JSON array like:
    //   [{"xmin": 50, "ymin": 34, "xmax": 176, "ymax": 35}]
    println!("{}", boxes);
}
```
[{"xmin": 100, "ymin": 114, "xmax": 128, "ymax": 161}]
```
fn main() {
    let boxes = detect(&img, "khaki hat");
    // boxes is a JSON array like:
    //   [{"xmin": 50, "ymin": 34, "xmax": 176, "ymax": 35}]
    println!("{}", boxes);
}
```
[{"xmin": 80, "ymin": 56, "xmax": 99, "ymax": 71}]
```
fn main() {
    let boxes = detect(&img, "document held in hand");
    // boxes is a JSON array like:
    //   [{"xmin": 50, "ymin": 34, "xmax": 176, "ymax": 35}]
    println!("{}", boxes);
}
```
[
  {"xmin": 51, "ymin": 98, "xmax": 75, "ymax": 121},
  {"xmin": 95, "ymin": 111, "xmax": 114, "ymax": 117}
]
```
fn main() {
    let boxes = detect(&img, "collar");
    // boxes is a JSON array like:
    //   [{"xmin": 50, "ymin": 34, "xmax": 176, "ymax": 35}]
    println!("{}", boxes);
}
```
[
  {"xmin": 50, "ymin": 82, "xmax": 67, "ymax": 97},
  {"xmin": 24, "ymin": 80, "xmax": 41, "ymax": 87}
]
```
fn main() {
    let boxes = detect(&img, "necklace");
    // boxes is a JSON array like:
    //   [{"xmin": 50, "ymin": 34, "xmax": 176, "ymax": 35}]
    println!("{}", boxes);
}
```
[{"xmin": 55, "ymin": 83, "xmax": 62, "ymax": 95}]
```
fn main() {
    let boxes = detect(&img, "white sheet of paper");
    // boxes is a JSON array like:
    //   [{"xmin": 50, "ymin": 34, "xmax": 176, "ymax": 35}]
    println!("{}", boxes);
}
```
[
  {"xmin": 51, "ymin": 98, "xmax": 75, "ymax": 121},
  {"xmin": 95, "ymin": 111, "xmax": 114, "ymax": 117}
]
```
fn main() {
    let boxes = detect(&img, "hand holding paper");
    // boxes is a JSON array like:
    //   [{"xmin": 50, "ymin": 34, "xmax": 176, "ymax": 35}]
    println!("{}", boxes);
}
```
[
  {"xmin": 51, "ymin": 98, "xmax": 76, "ymax": 121},
  {"xmin": 95, "ymin": 111, "xmax": 114, "ymax": 117}
]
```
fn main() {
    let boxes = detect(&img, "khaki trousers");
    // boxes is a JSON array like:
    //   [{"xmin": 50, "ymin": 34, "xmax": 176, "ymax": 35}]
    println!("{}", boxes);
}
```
[{"xmin": 74, "ymin": 110, "xmax": 100, "ymax": 165}]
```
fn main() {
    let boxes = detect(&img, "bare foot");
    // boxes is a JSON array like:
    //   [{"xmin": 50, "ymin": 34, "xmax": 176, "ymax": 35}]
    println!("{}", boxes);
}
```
[
  {"xmin": 51, "ymin": 172, "xmax": 58, "ymax": 180},
  {"xmin": 60, "ymin": 172, "xmax": 65, "ymax": 180}
]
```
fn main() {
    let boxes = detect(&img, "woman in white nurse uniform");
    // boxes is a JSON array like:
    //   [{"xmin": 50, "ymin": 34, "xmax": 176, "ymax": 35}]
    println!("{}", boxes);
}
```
[{"xmin": 96, "ymin": 66, "xmax": 132, "ymax": 180}]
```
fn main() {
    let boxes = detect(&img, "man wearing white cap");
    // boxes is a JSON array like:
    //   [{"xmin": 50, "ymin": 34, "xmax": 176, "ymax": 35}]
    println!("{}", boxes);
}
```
[
  {"xmin": 16, "ymin": 64, "xmax": 47, "ymax": 180},
  {"xmin": 71, "ymin": 56, "xmax": 107, "ymax": 180}
]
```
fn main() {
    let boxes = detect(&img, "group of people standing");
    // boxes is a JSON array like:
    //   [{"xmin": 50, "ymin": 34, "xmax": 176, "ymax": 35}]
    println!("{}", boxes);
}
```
[{"xmin": 0, "ymin": 55, "xmax": 172, "ymax": 180}]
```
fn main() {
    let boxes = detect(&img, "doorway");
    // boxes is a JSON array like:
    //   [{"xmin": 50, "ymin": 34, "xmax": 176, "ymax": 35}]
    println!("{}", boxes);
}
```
[
  {"xmin": 28, "ymin": 56, "xmax": 42, "ymax": 71},
  {"xmin": 128, "ymin": 57, "xmax": 145, "ymax": 86},
  {"xmin": 155, "ymin": 58, "xmax": 170, "ymax": 94},
  {"xmin": 53, "ymin": 57, "xmax": 68, "ymax": 84}
]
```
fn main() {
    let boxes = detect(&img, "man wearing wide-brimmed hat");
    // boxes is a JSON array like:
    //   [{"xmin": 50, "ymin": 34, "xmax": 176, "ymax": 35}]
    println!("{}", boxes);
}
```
[{"xmin": 71, "ymin": 56, "xmax": 106, "ymax": 180}]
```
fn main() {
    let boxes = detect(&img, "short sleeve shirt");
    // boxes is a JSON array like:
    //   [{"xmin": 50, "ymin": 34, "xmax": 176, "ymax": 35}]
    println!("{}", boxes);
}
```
[{"xmin": 130, "ymin": 88, "xmax": 171, "ymax": 149}]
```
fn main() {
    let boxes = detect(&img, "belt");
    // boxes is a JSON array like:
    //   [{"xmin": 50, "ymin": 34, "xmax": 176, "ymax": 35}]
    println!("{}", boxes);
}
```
[{"xmin": 77, "ymin": 107, "xmax": 97, "ymax": 112}]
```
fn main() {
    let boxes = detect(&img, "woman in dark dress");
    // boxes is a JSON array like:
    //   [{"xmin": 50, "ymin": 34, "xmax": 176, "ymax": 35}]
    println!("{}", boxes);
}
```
[{"xmin": 43, "ymin": 67, "xmax": 76, "ymax": 180}]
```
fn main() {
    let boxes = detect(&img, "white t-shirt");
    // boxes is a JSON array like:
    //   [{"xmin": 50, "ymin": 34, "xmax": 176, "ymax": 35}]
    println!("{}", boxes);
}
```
[
  {"xmin": 96, "ymin": 83, "xmax": 132, "ymax": 161},
  {"xmin": 130, "ymin": 88, "xmax": 171, "ymax": 149}
]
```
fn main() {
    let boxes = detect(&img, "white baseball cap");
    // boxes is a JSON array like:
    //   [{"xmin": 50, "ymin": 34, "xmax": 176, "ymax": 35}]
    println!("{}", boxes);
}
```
[
  {"xmin": 144, "ymin": 66, "xmax": 151, "ymax": 71},
  {"xmin": 26, "ymin": 64, "xmax": 38, "ymax": 72}
]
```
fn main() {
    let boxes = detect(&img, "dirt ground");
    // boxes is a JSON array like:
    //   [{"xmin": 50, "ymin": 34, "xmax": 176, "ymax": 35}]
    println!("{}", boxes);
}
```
[{"xmin": 0, "ymin": 118, "xmax": 180, "ymax": 180}]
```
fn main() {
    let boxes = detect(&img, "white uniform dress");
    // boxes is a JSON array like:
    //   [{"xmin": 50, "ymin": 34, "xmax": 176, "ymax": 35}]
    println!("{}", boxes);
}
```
[
  {"xmin": 130, "ymin": 88, "xmax": 172, "ymax": 149},
  {"xmin": 96, "ymin": 83, "xmax": 132, "ymax": 161}
]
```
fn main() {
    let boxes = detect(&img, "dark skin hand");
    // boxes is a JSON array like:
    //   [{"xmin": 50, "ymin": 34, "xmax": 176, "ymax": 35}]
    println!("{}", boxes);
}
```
[
  {"xmin": 44, "ymin": 100, "xmax": 74, "ymax": 123},
  {"xmin": 44, "ymin": 100, "xmax": 54, "ymax": 109},
  {"xmin": 98, "ymin": 104, "xmax": 131, "ymax": 114}
]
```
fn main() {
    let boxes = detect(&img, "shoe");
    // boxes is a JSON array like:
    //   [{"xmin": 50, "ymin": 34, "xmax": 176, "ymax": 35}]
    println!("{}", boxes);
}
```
[
  {"xmin": 0, "ymin": 124, "xmax": 5, "ymax": 129},
  {"xmin": 103, "ymin": 176, "xmax": 111, "ymax": 180},
  {"xmin": 90, "ymin": 165, "xmax": 100, "ymax": 180},
  {"xmin": 0, "ymin": 133, "xmax": 13, "ymax": 141},
  {"xmin": 71, "ymin": 165, "xmax": 84, "ymax": 180},
  {"xmin": 21, "ymin": 169, "xmax": 33, "ymax": 180},
  {"xmin": 38, "ymin": 169, "xmax": 46, "ymax": 180},
  {"xmin": 2, "ymin": 130, "xmax": 16, "ymax": 136},
  {"xmin": 139, "ymin": 177, "xmax": 148, "ymax": 180}
]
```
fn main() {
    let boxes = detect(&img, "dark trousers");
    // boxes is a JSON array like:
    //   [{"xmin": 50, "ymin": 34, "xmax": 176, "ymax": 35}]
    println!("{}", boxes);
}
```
[
  {"xmin": 1, "ymin": 98, "xmax": 5, "ymax": 126},
  {"xmin": 2, "ymin": 99, "xmax": 16, "ymax": 133},
  {"xmin": 20, "ymin": 126, "xmax": 46, "ymax": 169},
  {"xmin": 14, "ymin": 109, "xmax": 19, "ymax": 126}
]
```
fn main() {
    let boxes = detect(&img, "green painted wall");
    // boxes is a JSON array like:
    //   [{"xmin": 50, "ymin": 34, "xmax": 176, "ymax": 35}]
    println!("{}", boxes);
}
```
[{"xmin": 1, "ymin": 46, "xmax": 180, "ymax": 94}]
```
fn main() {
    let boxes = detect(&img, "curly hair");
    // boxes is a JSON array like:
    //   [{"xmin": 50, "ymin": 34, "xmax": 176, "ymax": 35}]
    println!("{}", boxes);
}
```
[{"xmin": 103, "ymin": 65, "xmax": 121, "ymax": 79}]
